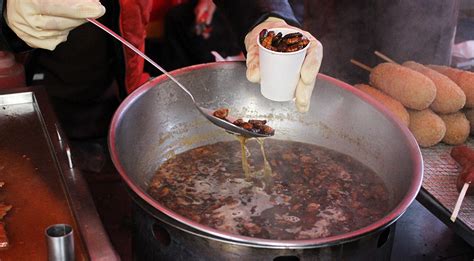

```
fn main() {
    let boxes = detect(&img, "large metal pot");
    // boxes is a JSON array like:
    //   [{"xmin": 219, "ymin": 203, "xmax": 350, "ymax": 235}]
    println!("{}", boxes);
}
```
[{"xmin": 109, "ymin": 62, "xmax": 423, "ymax": 260}]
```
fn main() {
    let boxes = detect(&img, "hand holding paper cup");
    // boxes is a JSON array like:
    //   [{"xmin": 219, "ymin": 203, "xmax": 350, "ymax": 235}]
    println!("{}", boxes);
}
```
[
  {"xmin": 258, "ymin": 28, "xmax": 310, "ymax": 102},
  {"xmin": 245, "ymin": 18, "xmax": 323, "ymax": 112}
]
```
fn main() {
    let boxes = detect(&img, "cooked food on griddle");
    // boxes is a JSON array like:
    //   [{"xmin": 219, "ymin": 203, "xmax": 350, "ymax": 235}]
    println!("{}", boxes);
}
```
[
  {"xmin": 0, "ymin": 204, "xmax": 11, "ymax": 220},
  {"xmin": 0, "ymin": 181, "xmax": 10, "ymax": 250}
]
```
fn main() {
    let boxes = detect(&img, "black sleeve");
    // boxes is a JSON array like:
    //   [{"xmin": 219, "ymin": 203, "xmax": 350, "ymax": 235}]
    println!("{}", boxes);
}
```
[
  {"xmin": 213, "ymin": 0, "xmax": 300, "ymax": 49},
  {"xmin": 0, "ymin": 0, "xmax": 32, "ymax": 52}
]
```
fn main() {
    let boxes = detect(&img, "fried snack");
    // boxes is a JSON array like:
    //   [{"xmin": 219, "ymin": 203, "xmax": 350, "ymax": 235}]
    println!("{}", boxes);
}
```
[
  {"xmin": 233, "ymin": 119, "xmax": 275, "ymax": 135},
  {"xmin": 213, "ymin": 108, "xmax": 229, "ymax": 119},
  {"xmin": 0, "ymin": 203, "xmax": 11, "ymax": 220},
  {"xmin": 451, "ymin": 145, "xmax": 474, "ymax": 195},
  {"xmin": 355, "ymin": 84, "xmax": 410, "ymax": 126},
  {"xmin": 428, "ymin": 65, "xmax": 474, "ymax": 108},
  {"xmin": 0, "ymin": 222, "xmax": 8, "ymax": 249},
  {"xmin": 212, "ymin": 108, "xmax": 275, "ymax": 135},
  {"xmin": 439, "ymin": 112, "xmax": 470, "ymax": 145},
  {"xmin": 465, "ymin": 108, "xmax": 474, "ymax": 135},
  {"xmin": 259, "ymin": 29, "xmax": 309, "ymax": 52},
  {"xmin": 408, "ymin": 109, "xmax": 446, "ymax": 147},
  {"xmin": 403, "ymin": 61, "xmax": 466, "ymax": 113},
  {"xmin": 370, "ymin": 63, "xmax": 436, "ymax": 110}
]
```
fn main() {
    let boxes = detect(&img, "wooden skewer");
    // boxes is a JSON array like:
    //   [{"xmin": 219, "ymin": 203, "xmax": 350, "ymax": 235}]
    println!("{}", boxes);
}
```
[
  {"xmin": 450, "ymin": 181, "xmax": 470, "ymax": 222},
  {"xmin": 374, "ymin": 51, "xmax": 399, "ymax": 64},
  {"xmin": 350, "ymin": 59, "xmax": 372, "ymax": 72}
]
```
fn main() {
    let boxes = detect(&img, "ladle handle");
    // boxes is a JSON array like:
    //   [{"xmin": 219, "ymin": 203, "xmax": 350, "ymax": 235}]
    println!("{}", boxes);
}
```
[{"xmin": 86, "ymin": 18, "xmax": 196, "ymax": 102}]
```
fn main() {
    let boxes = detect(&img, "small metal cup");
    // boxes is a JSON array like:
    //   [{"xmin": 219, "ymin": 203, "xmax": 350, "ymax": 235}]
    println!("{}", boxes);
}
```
[{"xmin": 45, "ymin": 224, "xmax": 75, "ymax": 261}]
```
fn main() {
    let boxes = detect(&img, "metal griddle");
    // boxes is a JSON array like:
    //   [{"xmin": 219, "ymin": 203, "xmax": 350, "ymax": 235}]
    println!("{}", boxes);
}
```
[
  {"xmin": 418, "ymin": 138, "xmax": 474, "ymax": 246},
  {"xmin": 0, "ymin": 87, "xmax": 118, "ymax": 260}
]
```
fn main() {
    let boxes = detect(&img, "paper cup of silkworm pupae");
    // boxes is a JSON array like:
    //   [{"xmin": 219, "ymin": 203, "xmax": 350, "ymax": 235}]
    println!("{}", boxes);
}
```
[{"xmin": 258, "ymin": 28, "xmax": 310, "ymax": 102}]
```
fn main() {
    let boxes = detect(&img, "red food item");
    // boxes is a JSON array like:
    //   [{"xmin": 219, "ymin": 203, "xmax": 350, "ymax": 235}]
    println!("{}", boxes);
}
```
[
  {"xmin": 213, "ymin": 108, "xmax": 275, "ymax": 135},
  {"xmin": 213, "ymin": 108, "xmax": 229, "ymax": 119},
  {"xmin": 259, "ymin": 30, "xmax": 309, "ymax": 52},
  {"xmin": 450, "ymin": 145, "xmax": 474, "ymax": 195},
  {"xmin": 0, "ymin": 222, "xmax": 8, "ymax": 250}
]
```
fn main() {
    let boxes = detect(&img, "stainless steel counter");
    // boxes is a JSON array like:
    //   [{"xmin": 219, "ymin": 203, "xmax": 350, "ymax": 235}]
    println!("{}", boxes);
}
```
[{"xmin": 0, "ymin": 87, "xmax": 118, "ymax": 260}]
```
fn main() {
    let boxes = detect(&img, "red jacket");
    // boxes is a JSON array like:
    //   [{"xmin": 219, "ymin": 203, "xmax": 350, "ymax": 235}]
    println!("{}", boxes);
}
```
[
  {"xmin": 119, "ymin": 0, "xmax": 153, "ymax": 94},
  {"xmin": 121, "ymin": 0, "xmax": 186, "ymax": 93},
  {"xmin": 0, "ymin": 0, "xmax": 299, "ymax": 98},
  {"xmin": 119, "ymin": 0, "xmax": 302, "ymax": 94}
]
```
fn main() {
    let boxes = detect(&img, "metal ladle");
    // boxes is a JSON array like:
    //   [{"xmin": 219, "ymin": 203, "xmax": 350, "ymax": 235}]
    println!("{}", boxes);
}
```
[{"xmin": 87, "ymin": 18, "xmax": 274, "ymax": 138}]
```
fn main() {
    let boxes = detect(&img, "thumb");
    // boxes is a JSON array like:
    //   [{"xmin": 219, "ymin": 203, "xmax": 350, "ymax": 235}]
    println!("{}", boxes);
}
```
[
  {"xmin": 295, "ymin": 37, "xmax": 322, "ymax": 112},
  {"xmin": 41, "ymin": 1, "xmax": 106, "ymax": 19},
  {"xmin": 300, "ymin": 37, "xmax": 323, "ymax": 85},
  {"xmin": 246, "ymin": 43, "xmax": 260, "ymax": 83},
  {"xmin": 295, "ymin": 78, "xmax": 315, "ymax": 112}
]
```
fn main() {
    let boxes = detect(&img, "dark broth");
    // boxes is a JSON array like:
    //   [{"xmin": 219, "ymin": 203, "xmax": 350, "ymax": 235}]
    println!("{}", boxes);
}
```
[{"xmin": 148, "ymin": 139, "xmax": 390, "ymax": 240}]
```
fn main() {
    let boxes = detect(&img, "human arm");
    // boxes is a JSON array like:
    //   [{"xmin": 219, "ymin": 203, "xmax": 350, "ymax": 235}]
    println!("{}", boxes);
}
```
[
  {"xmin": 214, "ymin": 0, "xmax": 323, "ymax": 112},
  {"xmin": 1, "ymin": 0, "xmax": 105, "ymax": 51}
]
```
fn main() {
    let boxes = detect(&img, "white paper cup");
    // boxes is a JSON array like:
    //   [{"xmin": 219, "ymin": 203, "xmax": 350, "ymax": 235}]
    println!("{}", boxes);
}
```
[{"xmin": 258, "ymin": 28, "xmax": 310, "ymax": 101}]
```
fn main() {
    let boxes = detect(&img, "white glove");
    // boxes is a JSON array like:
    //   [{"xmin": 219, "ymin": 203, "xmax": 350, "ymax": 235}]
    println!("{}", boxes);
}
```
[
  {"xmin": 245, "ymin": 17, "xmax": 323, "ymax": 112},
  {"xmin": 5, "ymin": 0, "xmax": 106, "ymax": 51}
]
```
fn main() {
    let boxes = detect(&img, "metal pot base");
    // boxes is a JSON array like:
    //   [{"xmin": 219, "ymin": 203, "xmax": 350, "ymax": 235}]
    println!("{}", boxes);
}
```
[{"xmin": 132, "ymin": 200, "xmax": 396, "ymax": 261}]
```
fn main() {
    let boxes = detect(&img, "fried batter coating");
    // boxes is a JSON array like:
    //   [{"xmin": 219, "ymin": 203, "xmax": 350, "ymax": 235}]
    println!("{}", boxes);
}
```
[
  {"xmin": 408, "ymin": 109, "xmax": 446, "ymax": 147},
  {"xmin": 0, "ymin": 203, "xmax": 11, "ymax": 219},
  {"xmin": 370, "ymin": 63, "xmax": 436, "ymax": 110},
  {"xmin": 355, "ymin": 84, "xmax": 410, "ymax": 127},
  {"xmin": 428, "ymin": 65, "xmax": 474, "ymax": 108},
  {"xmin": 403, "ymin": 61, "xmax": 465, "ymax": 113},
  {"xmin": 439, "ymin": 112, "xmax": 470, "ymax": 145},
  {"xmin": 465, "ymin": 108, "xmax": 474, "ymax": 135}
]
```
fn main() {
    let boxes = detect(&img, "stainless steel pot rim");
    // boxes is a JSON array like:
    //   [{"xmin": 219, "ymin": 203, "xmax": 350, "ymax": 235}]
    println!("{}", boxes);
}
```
[{"xmin": 109, "ymin": 61, "xmax": 423, "ymax": 247}]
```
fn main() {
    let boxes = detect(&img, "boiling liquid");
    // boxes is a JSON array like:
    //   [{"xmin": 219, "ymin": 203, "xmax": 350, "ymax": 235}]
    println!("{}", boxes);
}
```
[
  {"xmin": 149, "ymin": 140, "xmax": 390, "ymax": 240},
  {"xmin": 236, "ymin": 136, "xmax": 272, "ymax": 180},
  {"xmin": 256, "ymin": 138, "xmax": 272, "ymax": 178}
]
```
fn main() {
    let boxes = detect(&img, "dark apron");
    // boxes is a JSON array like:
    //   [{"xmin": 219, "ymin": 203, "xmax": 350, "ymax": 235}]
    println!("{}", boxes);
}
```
[{"xmin": 25, "ymin": 1, "xmax": 121, "ymax": 140}]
